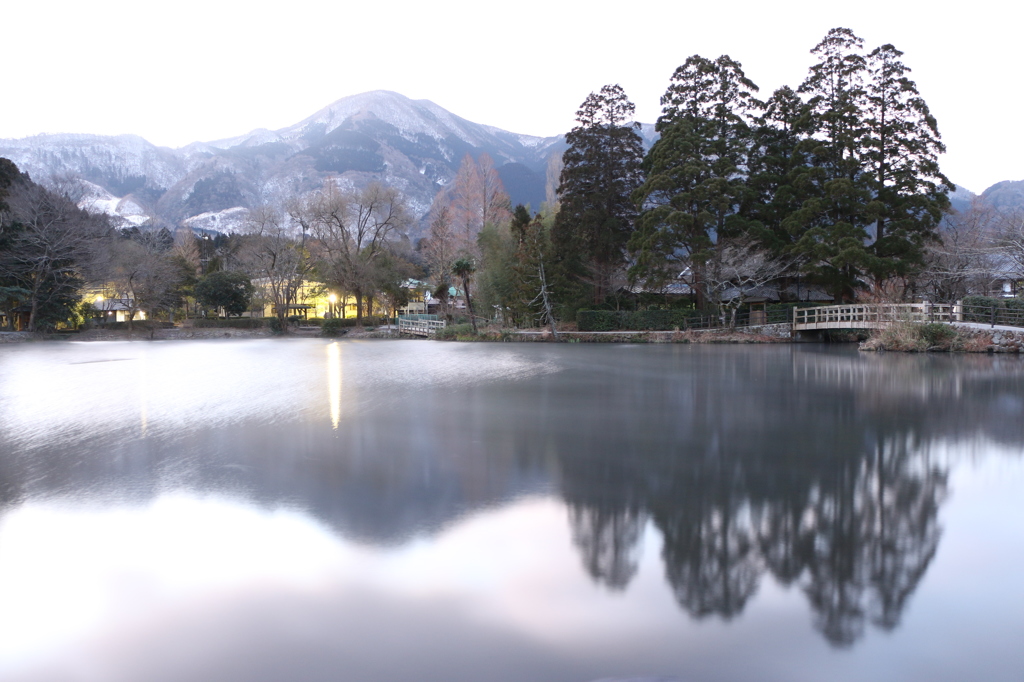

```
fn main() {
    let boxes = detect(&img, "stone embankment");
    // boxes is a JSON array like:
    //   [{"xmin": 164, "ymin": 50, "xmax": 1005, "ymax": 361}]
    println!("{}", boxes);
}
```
[
  {"xmin": 71, "ymin": 328, "xmax": 274, "ymax": 341},
  {"xmin": 512, "ymin": 323, "xmax": 792, "ymax": 344},
  {"xmin": 0, "ymin": 332, "xmax": 33, "ymax": 343},
  {"xmin": 983, "ymin": 327, "xmax": 1024, "ymax": 353}
]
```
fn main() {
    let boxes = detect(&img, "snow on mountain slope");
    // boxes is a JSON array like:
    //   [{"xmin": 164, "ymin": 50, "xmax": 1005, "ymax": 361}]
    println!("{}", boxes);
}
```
[
  {"xmin": 0, "ymin": 91, "xmax": 584, "ymax": 234},
  {"xmin": 77, "ymin": 180, "xmax": 150, "ymax": 227},
  {"xmin": 284, "ymin": 91, "xmax": 501, "ymax": 146},
  {"xmin": 0, "ymin": 133, "xmax": 184, "ymax": 192},
  {"xmin": 183, "ymin": 207, "xmax": 250, "ymax": 234}
]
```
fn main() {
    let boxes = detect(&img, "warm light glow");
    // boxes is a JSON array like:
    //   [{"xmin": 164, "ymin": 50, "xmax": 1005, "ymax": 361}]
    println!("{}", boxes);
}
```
[
  {"xmin": 327, "ymin": 294, "xmax": 337, "ymax": 304},
  {"xmin": 94, "ymin": 295, "xmax": 104, "ymax": 303},
  {"xmin": 327, "ymin": 342, "xmax": 341, "ymax": 430}
]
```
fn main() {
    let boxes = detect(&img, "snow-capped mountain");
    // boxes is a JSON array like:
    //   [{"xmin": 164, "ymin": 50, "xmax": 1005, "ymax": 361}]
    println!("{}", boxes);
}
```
[{"xmin": 0, "ymin": 91, "xmax": 593, "ymax": 237}]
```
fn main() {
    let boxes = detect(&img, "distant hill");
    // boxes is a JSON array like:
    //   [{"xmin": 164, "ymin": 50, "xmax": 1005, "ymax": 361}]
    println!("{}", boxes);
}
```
[
  {"xmin": 0, "ymin": 92, "xmax": 578, "ymax": 237},
  {"xmin": 981, "ymin": 179, "xmax": 1024, "ymax": 211},
  {"xmin": 948, "ymin": 185, "xmax": 976, "ymax": 213},
  {"xmin": 0, "ymin": 91, "xmax": 661, "ymax": 238}
]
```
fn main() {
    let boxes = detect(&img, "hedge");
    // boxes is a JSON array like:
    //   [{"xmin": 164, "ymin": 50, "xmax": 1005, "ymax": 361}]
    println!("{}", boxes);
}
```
[
  {"xmin": 95, "ymin": 320, "xmax": 175, "ymax": 331},
  {"xmin": 321, "ymin": 318, "xmax": 346, "ymax": 337},
  {"xmin": 961, "ymin": 295, "xmax": 1005, "ymax": 311},
  {"xmin": 192, "ymin": 318, "xmax": 267, "ymax": 329},
  {"xmin": 320, "ymin": 316, "xmax": 390, "ymax": 328},
  {"xmin": 577, "ymin": 309, "xmax": 711, "ymax": 331}
]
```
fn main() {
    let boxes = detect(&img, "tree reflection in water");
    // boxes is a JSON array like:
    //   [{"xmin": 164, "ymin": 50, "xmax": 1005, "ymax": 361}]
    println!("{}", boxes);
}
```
[
  {"xmin": 555, "ymin": 350, "xmax": 1010, "ymax": 647},
  {"xmin": 0, "ymin": 344, "xmax": 1020, "ymax": 651},
  {"xmin": 565, "ymin": 436, "xmax": 946, "ymax": 646},
  {"xmin": 569, "ymin": 505, "xmax": 646, "ymax": 590}
]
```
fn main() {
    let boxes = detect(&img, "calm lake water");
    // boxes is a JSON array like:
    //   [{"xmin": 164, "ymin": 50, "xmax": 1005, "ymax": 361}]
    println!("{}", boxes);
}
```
[{"xmin": 0, "ymin": 339, "xmax": 1022, "ymax": 682}]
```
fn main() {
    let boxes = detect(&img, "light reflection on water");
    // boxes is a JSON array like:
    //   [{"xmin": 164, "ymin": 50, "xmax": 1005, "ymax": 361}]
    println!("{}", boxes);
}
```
[
  {"xmin": 327, "ymin": 342, "xmax": 342, "ymax": 430},
  {"xmin": 0, "ymin": 340, "xmax": 1022, "ymax": 682}
]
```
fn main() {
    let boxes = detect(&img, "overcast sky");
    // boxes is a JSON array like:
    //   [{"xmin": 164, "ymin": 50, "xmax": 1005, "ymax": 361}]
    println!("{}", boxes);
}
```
[{"xmin": 3, "ymin": 0, "xmax": 1019, "ymax": 193}]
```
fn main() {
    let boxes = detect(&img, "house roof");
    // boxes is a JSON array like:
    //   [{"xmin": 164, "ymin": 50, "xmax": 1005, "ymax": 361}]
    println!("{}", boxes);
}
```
[
  {"xmin": 624, "ymin": 281, "xmax": 694, "ymax": 295},
  {"xmin": 720, "ymin": 284, "xmax": 832, "ymax": 303}
]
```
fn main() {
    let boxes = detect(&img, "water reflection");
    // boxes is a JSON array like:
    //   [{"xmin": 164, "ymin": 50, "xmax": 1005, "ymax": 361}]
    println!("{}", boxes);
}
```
[
  {"xmin": 0, "ymin": 341, "xmax": 1022, "ymax": 666},
  {"xmin": 564, "ymin": 435, "xmax": 949, "ymax": 645},
  {"xmin": 327, "ymin": 341, "xmax": 341, "ymax": 429},
  {"xmin": 551, "ymin": 349, "xmax": 1017, "ymax": 646}
]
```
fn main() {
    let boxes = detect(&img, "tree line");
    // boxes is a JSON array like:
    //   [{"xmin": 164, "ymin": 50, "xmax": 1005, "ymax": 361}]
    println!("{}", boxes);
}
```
[
  {"xmin": 422, "ymin": 27, "xmax": 984, "ymax": 327},
  {"xmin": 0, "ymin": 165, "xmax": 422, "ymax": 331},
  {"xmin": 4, "ymin": 27, "xmax": 1022, "ymax": 333}
]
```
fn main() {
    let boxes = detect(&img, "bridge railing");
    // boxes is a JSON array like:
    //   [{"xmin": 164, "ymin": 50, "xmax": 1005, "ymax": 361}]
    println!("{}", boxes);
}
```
[
  {"xmin": 960, "ymin": 303, "xmax": 1024, "ymax": 327},
  {"xmin": 793, "ymin": 302, "xmax": 960, "ymax": 329},
  {"xmin": 398, "ymin": 317, "xmax": 447, "ymax": 336},
  {"xmin": 793, "ymin": 302, "xmax": 1024, "ymax": 330}
]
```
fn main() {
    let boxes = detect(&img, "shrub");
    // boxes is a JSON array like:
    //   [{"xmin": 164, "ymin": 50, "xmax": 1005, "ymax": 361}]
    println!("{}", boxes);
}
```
[
  {"xmin": 321, "ymin": 318, "xmax": 347, "ymax": 337},
  {"xmin": 919, "ymin": 322, "xmax": 957, "ymax": 347},
  {"xmin": 962, "ymin": 295, "xmax": 1004, "ymax": 322},
  {"xmin": 268, "ymin": 317, "xmax": 284, "ymax": 334},
  {"xmin": 434, "ymin": 323, "xmax": 476, "ymax": 340},
  {"xmin": 192, "ymin": 318, "xmax": 265, "ymax": 329},
  {"xmin": 577, "ymin": 310, "xmax": 618, "ymax": 331},
  {"xmin": 962, "ymin": 295, "xmax": 1003, "ymax": 309},
  {"xmin": 577, "ymin": 309, "xmax": 714, "ymax": 331},
  {"xmin": 100, "ymin": 320, "xmax": 175, "ymax": 331},
  {"xmin": 863, "ymin": 320, "xmax": 966, "ymax": 352}
]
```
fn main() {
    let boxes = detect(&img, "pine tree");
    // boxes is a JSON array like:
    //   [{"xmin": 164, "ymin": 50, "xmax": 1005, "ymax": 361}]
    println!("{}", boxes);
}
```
[
  {"xmin": 551, "ymin": 84, "xmax": 644, "ymax": 310},
  {"xmin": 629, "ymin": 56, "xmax": 759, "ymax": 300}
]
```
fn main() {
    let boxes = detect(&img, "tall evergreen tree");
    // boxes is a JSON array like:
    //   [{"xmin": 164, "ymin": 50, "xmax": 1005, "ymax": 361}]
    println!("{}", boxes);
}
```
[
  {"xmin": 862, "ymin": 43, "xmax": 953, "ymax": 294},
  {"xmin": 746, "ymin": 86, "xmax": 813, "ymax": 254},
  {"xmin": 0, "ymin": 158, "xmax": 18, "ymax": 213},
  {"xmin": 552, "ymin": 84, "xmax": 644, "ymax": 309},
  {"xmin": 629, "ymin": 56, "xmax": 759, "ymax": 299},
  {"xmin": 789, "ymin": 29, "xmax": 952, "ymax": 301},
  {"xmin": 789, "ymin": 28, "xmax": 873, "ymax": 301}
]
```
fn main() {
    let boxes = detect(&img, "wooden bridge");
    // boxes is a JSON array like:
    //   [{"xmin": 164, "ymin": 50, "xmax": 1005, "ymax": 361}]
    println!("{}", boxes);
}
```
[
  {"xmin": 397, "ymin": 316, "xmax": 446, "ymax": 337},
  {"xmin": 792, "ymin": 302, "xmax": 964, "ymax": 331}
]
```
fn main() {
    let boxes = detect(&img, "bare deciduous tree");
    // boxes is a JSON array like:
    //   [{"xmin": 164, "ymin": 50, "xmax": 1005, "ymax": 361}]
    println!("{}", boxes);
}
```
[
  {"xmin": 0, "ymin": 179, "xmax": 107, "ymax": 331},
  {"xmin": 238, "ymin": 204, "xmax": 312, "ymax": 326},
  {"xmin": 294, "ymin": 180, "xmax": 410, "ymax": 323},
  {"xmin": 422, "ymin": 197, "xmax": 458, "ymax": 319},
  {"xmin": 990, "ymin": 207, "xmax": 1024, "ymax": 291},
  {"xmin": 701, "ymin": 239, "xmax": 797, "ymax": 326},
  {"xmin": 449, "ymin": 153, "xmax": 511, "ymax": 252},
  {"xmin": 919, "ymin": 199, "xmax": 996, "ymax": 301},
  {"xmin": 107, "ymin": 230, "xmax": 180, "ymax": 335}
]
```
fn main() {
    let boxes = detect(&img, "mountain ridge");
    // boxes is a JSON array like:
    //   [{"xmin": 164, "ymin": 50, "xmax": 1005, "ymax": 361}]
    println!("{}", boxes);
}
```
[
  {"xmin": 1, "ymin": 91, "xmax": 1007, "ymax": 238},
  {"xmin": 0, "ymin": 90, "xmax": 582, "ymax": 235}
]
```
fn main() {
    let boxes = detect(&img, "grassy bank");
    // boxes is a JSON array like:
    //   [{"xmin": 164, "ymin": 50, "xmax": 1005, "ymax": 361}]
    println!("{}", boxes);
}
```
[{"xmin": 860, "ymin": 322, "xmax": 991, "ymax": 352}]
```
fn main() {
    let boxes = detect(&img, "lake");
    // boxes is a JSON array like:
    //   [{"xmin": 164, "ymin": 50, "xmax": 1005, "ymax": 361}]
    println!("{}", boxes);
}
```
[{"xmin": 0, "ymin": 339, "xmax": 1022, "ymax": 682}]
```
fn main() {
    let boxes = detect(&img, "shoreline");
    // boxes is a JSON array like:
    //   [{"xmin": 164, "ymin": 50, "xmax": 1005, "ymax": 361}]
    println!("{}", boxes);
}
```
[{"xmin": 5, "ymin": 320, "xmax": 1024, "ymax": 353}]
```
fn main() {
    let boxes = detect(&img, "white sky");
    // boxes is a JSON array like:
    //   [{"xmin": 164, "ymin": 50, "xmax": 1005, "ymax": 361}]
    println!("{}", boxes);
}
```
[{"xmin": 2, "ymin": 0, "xmax": 1019, "ymax": 194}]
